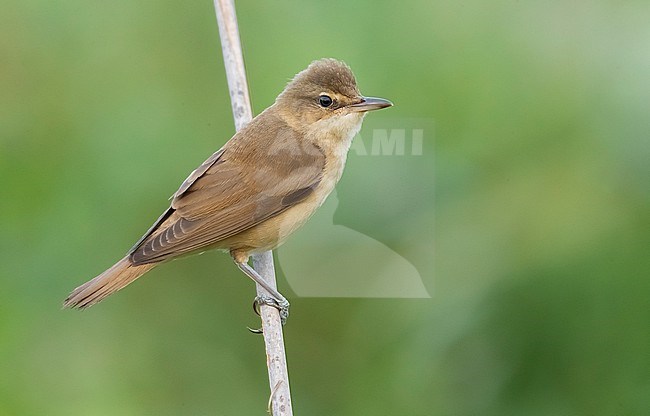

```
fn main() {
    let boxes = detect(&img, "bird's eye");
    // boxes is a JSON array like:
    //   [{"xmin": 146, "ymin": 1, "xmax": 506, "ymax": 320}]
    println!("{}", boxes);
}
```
[{"xmin": 318, "ymin": 95, "xmax": 333, "ymax": 108}]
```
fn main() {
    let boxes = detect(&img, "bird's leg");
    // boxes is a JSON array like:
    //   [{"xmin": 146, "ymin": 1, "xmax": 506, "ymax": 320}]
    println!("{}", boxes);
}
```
[{"xmin": 236, "ymin": 261, "xmax": 290, "ymax": 325}]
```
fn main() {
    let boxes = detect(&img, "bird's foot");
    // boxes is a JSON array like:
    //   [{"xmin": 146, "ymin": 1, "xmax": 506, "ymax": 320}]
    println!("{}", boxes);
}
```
[{"xmin": 252, "ymin": 294, "xmax": 290, "ymax": 326}]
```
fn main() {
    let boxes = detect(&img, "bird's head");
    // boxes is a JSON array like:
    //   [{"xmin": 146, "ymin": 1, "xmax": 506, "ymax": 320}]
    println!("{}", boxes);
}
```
[{"xmin": 275, "ymin": 59, "xmax": 392, "ymax": 136}]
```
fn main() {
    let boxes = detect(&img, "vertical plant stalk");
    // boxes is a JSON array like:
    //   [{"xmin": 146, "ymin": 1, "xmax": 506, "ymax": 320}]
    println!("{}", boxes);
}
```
[{"xmin": 213, "ymin": 1, "xmax": 293, "ymax": 415}]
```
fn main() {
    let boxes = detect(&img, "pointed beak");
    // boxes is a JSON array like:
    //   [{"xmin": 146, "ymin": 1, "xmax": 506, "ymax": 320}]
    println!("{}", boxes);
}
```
[{"xmin": 348, "ymin": 96, "xmax": 393, "ymax": 112}]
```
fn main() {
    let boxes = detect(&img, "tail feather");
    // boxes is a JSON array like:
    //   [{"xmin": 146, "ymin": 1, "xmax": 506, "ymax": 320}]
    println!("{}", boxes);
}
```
[{"xmin": 63, "ymin": 257, "xmax": 156, "ymax": 309}]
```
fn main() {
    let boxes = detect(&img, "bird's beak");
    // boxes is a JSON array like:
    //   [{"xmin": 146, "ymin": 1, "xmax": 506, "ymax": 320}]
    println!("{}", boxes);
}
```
[{"xmin": 348, "ymin": 96, "xmax": 393, "ymax": 112}]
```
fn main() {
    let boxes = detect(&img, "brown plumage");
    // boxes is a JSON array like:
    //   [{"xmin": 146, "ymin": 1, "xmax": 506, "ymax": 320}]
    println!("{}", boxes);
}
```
[{"xmin": 64, "ymin": 58, "xmax": 392, "ymax": 310}]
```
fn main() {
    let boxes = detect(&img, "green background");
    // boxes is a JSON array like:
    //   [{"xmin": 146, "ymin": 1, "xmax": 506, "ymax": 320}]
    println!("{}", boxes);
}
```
[{"xmin": 2, "ymin": 0, "xmax": 649, "ymax": 415}]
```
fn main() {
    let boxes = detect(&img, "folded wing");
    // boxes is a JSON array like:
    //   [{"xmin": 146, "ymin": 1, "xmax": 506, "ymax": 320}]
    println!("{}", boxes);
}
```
[{"xmin": 128, "ymin": 115, "xmax": 325, "ymax": 264}]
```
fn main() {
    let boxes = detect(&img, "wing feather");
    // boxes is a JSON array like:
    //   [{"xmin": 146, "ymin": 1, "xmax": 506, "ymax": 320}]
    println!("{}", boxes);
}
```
[{"xmin": 129, "ymin": 112, "xmax": 325, "ymax": 265}]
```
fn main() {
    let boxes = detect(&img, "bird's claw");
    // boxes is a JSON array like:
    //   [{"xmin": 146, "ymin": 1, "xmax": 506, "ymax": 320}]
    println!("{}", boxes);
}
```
[
  {"xmin": 247, "ymin": 326, "xmax": 263, "ymax": 334},
  {"xmin": 252, "ymin": 294, "xmax": 290, "ymax": 326}
]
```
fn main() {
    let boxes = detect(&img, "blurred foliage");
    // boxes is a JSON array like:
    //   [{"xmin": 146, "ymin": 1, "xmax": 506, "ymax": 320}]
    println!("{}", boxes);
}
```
[{"xmin": 1, "ymin": 0, "xmax": 649, "ymax": 415}]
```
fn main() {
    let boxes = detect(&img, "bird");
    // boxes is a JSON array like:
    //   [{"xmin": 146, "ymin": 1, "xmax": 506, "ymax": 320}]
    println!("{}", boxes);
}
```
[{"xmin": 63, "ymin": 58, "xmax": 392, "ymax": 321}]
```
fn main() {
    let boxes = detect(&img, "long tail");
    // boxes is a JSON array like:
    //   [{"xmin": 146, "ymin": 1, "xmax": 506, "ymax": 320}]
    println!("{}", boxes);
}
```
[{"xmin": 63, "ymin": 256, "xmax": 156, "ymax": 309}]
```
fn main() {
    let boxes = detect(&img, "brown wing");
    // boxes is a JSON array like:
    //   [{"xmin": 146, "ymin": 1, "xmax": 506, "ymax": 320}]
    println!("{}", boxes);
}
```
[
  {"xmin": 128, "ymin": 111, "xmax": 325, "ymax": 265},
  {"xmin": 126, "ymin": 148, "xmax": 227, "ymax": 254}
]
